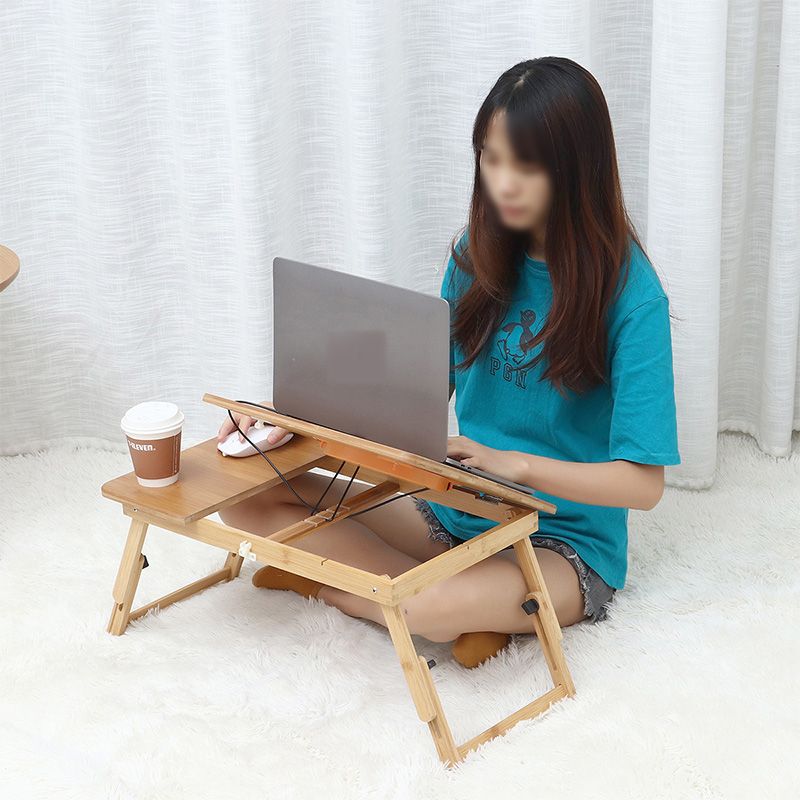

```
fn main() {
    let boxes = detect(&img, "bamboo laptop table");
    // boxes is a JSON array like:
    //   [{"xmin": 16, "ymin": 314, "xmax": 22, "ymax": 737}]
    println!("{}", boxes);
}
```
[{"xmin": 101, "ymin": 392, "xmax": 575, "ymax": 766}]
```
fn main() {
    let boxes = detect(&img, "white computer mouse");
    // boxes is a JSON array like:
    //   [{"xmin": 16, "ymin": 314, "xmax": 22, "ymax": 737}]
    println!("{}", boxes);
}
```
[{"xmin": 217, "ymin": 423, "xmax": 293, "ymax": 457}]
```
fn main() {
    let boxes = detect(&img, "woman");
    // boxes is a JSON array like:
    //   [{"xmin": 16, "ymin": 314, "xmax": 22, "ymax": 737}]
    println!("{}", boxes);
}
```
[{"xmin": 217, "ymin": 56, "xmax": 680, "ymax": 668}]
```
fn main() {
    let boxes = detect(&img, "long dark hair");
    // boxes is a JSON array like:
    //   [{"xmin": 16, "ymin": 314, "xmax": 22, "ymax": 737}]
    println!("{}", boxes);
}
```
[{"xmin": 448, "ymin": 56, "xmax": 661, "ymax": 397}]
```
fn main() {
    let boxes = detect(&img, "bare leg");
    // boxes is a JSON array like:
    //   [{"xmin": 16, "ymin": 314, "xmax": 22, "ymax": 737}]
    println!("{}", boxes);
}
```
[
  {"xmin": 318, "ymin": 545, "xmax": 585, "ymax": 641},
  {"xmin": 219, "ymin": 471, "xmax": 586, "ymax": 640}
]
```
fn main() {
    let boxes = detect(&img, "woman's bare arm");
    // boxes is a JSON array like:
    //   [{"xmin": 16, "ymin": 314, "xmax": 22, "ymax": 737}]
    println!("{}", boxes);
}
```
[{"xmin": 513, "ymin": 451, "xmax": 665, "ymax": 511}]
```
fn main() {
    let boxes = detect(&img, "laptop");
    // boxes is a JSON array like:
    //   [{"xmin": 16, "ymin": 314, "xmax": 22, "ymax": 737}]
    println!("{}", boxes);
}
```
[{"xmin": 271, "ymin": 256, "xmax": 538, "ymax": 497}]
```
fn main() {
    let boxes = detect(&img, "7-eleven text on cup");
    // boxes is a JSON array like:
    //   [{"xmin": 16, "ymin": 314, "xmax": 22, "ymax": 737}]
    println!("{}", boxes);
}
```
[{"xmin": 127, "ymin": 440, "xmax": 156, "ymax": 451}]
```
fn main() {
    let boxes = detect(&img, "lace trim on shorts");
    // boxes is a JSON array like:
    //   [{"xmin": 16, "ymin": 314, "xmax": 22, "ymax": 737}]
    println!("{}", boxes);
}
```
[{"xmin": 412, "ymin": 496, "xmax": 616, "ymax": 623}]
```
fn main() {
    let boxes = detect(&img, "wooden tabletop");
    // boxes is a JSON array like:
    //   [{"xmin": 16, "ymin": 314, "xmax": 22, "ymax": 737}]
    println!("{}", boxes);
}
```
[
  {"xmin": 0, "ymin": 245, "xmax": 19, "ymax": 292},
  {"xmin": 102, "ymin": 394, "xmax": 556, "ymax": 525},
  {"xmin": 202, "ymin": 393, "xmax": 556, "ymax": 515},
  {"xmin": 101, "ymin": 433, "xmax": 333, "ymax": 524}
]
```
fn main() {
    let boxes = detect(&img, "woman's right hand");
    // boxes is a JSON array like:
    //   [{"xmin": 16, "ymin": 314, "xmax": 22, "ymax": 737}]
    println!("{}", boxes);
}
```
[
  {"xmin": 217, "ymin": 412, "xmax": 256, "ymax": 444},
  {"xmin": 217, "ymin": 412, "xmax": 291, "ymax": 445}
]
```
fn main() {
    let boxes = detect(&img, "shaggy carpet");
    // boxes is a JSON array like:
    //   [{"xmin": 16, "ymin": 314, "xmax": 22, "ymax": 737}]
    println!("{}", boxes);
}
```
[{"xmin": 0, "ymin": 432, "xmax": 798, "ymax": 799}]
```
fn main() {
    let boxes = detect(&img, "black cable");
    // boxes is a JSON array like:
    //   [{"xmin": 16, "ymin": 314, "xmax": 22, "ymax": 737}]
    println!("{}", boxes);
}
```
[
  {"xmin": 347, "ymin": 485, "xmax": 428, "ymax": 517},
  {"xmin": 227, "ymin": 406, "xmax": 338, "ymax": 512},
  {"xmin": 308, "ymin": 460, "xmax": 347, "ymax": 515},
  {"xmin": 331, "ymin": 464, "xmax": 360, "ymax": 517},
  {"xmin": 227, "ymin": 400, "xmax": 428, "ymax": 521}
]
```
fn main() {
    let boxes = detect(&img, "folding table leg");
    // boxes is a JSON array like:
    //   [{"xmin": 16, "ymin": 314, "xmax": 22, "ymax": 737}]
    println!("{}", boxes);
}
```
[
  {"xmin": 513, "ymin": 533, "xmax": 575, "ymax": 696},
  {"xmin": 380, "ymin": 603, "xmax": 461, "ymax": 766},
  {"xmin": 107, "ymin": 517, "xmax": 148, "ymax": 636},
  {"xmin": 223, "ymin": 550, "xmax": 244, "ymax": 580}
]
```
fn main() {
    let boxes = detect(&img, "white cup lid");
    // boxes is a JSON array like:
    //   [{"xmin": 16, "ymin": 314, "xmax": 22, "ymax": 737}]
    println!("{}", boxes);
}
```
[{"xmin": 121, "ymin": 401, "xmax": 185, "ymax": 437}]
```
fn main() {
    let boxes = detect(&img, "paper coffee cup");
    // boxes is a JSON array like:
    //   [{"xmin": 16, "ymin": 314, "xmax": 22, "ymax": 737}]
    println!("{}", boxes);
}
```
[{"xmin": 121, "ymin": 401, "xmax": 185, "ymax": 487}]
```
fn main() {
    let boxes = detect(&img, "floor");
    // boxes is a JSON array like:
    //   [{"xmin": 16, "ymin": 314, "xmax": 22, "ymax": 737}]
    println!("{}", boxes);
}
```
[{"xmin": 0, "ymin": 430, "xmax": 798, "ymax": 799}]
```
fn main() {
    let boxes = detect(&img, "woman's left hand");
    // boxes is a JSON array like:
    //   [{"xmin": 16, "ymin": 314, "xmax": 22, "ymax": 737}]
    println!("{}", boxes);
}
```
[{"xmin": 446, "ymin": 436, "xmax": 528, "ymax": 485}]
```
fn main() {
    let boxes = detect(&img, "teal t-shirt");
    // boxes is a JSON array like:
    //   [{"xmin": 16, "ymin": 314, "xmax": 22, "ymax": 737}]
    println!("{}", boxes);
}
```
[{"xmin": 426, "ymin": 232, "xmax": 681, "ymax": 589}]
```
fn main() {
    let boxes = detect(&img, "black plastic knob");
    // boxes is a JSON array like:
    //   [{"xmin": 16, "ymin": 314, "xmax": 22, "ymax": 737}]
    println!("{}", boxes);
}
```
[{"xmin": 521, "ymin": 597, "xmax": 540, "ymax": 615}]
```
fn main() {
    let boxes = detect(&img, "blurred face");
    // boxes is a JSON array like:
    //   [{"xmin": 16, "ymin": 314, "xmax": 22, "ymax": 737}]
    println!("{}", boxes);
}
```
[{"xmin": 478, "ymin": 110, "xmax": 552, "ymax": 232}]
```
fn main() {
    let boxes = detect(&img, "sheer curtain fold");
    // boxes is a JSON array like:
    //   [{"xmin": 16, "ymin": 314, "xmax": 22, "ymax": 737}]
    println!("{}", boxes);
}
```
[{"xmin": 1, "ymin": 0, "xmax": 797, "ymax": 489}]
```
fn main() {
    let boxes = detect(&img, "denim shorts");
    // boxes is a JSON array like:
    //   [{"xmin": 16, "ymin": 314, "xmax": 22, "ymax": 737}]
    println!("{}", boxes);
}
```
[{"xmin": 412, "ymin": 497, "xmax": 616, "ymax": 623}]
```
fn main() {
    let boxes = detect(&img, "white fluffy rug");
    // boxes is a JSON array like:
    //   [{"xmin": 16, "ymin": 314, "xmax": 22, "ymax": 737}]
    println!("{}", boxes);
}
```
[{"xmin": 1, "ymin": 432, "xmax": 798, "ymax": 799}]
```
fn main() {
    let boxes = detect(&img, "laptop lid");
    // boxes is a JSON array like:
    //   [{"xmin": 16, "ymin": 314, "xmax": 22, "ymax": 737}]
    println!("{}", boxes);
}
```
[{"xmin": 272, "ymin": 256, "xmax": 450, "ymax": 461}]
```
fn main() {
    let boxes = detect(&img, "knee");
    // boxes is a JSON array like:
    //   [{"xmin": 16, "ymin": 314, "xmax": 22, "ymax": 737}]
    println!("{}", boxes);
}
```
[
  {"xmin": 416, "ymin": 624, "xmax": 455, "ymax": 643},
  {"xmin": 218, "ymin": 494, "xmax": 262, "ymax": 527},
  {"xmin": 400, "ymin": 581, "xmax": 462, "ymax": 642}
]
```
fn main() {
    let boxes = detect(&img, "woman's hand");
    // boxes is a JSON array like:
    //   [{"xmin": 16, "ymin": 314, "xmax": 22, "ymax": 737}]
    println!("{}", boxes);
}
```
[
  {"xmin": 264, "ymin": 425, "xmax": 290, "ymax": 444},
  {"xmin": 446, "ymin": 435, "xmax": 528, "ymax": 485},
  {"xmin": 217, "ymin": 412, "xmax": 291, "ymax": 445},
  {"xmin": 217, "ymin": 412, "xmax": 256, "ymax": 443}
]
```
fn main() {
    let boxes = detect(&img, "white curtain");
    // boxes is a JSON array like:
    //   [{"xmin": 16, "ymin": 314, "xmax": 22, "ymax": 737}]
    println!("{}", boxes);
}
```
[{"xmin": 1, "ymin": 0, "xmax": 797, "ymax": 491}]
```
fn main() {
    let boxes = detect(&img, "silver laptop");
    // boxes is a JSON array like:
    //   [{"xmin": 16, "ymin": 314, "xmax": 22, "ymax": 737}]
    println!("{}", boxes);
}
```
[{"xmin": 272, "ymin": 256, "xmax": 537, "ymax": 496}]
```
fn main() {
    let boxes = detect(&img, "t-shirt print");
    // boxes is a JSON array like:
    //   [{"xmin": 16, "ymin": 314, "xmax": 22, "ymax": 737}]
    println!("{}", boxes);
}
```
[{"xmin": 497, "ymin": 308, "xmax": 539, "ymax": 374}]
